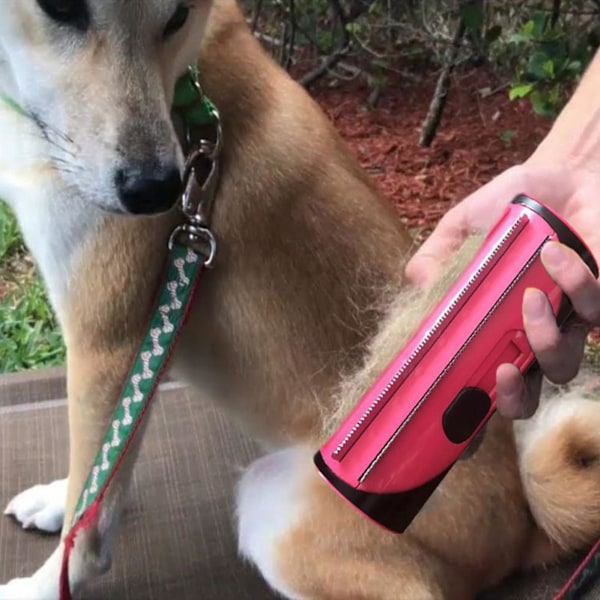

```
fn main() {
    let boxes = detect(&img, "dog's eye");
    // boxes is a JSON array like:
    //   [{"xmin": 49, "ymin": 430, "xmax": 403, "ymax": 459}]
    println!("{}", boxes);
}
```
[
  {"xmin": 36, "ymin": 0, "xmax": 89, "ymax": 31},
  {"xmin": 164, "ymin": 4, "xmax": 190, "ymax": 39}
]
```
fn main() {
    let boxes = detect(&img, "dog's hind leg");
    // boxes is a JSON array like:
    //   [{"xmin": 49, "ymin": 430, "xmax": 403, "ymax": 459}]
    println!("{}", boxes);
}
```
[
  {"xmin": 237, "ymin": 446, "xmax": 473, "ymax": 600},
  {"xmin": 515, "ymin": 385, "xmax": 600, "ymax": 563}
]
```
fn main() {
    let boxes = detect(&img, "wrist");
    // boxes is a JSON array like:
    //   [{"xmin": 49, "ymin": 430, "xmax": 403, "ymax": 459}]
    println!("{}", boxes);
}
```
[
  {"xmin": 527, "ymin": 129, "xmax": 600, "ymax": 177},
  {"xmin": 526, "ymin": 52, "xmax": 600, "ymax": 175}
]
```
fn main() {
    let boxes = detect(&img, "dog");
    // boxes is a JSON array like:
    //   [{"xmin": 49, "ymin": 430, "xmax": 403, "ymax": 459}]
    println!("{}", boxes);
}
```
[{"xmin": 2, "ymin": 1, "xmax": 600, "ymax": 598}]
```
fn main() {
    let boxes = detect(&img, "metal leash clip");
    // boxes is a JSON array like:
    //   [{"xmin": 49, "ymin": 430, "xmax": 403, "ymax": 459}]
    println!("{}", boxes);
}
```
[{"xmin": 169, "ymin": 66, "xmax": 222, "ymax": 268}]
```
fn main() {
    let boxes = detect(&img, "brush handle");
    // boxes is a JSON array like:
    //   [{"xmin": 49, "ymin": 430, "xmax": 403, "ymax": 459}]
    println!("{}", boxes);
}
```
[{"xmin": 314, "ymin": 195, "xmax": 598, "ymax": 533}]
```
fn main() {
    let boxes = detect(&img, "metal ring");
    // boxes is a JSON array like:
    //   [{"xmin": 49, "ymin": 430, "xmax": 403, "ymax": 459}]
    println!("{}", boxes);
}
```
[
  {"xmin": 168, "ymin": 224, "xmax": 217, "ymax": 268},
  {"xmin": 187, "ymin": 65, "xmax": 205, "ymax": 98}
]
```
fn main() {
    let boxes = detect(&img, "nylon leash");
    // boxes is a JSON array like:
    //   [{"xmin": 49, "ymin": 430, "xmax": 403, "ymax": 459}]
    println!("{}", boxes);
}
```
[
  {"xmin": 553, "ymin": 539, "xmax": 600, "ymax": 600},
  {"xmin": 58, "ymin": 65, "xmax": 222, "ymax": 600}
]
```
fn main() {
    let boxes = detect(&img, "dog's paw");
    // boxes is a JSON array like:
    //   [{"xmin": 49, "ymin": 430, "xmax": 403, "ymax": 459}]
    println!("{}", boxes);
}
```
[
  {"xmin": 4, "ymin": 478, "xmax": 67, "ymax": 533},
  {"xmin": 0, "ymin": 577, "xmax": 48, "ymax": 600},
  {"xmin": 1, "ymin": 545, "xmax": 63, "ymax": 600}
]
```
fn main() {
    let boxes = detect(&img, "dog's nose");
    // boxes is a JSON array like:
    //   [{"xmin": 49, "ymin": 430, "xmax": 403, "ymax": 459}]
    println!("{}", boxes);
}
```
[{"xmin": 116, "ymin": 168, "xmax": 183, "ymax": 215}]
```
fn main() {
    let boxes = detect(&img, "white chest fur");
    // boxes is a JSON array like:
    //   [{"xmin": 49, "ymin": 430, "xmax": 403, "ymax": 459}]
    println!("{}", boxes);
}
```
[{"xmin": 0, "ymin": 59, "xmax": 101, "ymax": 318}]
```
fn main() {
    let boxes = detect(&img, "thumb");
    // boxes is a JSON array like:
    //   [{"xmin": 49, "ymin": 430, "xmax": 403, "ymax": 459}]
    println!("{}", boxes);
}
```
[{"xmin": 404, "ymin": 168, "xmax": 525, "ymax": 288}]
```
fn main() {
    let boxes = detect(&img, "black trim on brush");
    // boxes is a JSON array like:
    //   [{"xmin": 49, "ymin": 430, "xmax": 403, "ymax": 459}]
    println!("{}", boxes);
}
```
[
  {"xmin": 314, "ymin": 451, "xmax": 451, "ymax": 533},
  {"xmin": 511, "ymin": 195, "xmax": 599, "ymax": 278}
]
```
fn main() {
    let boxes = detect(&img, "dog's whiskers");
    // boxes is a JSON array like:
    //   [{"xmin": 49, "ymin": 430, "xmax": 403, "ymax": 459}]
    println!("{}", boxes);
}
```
[
  {"xmin": 43, "ymin": 127, "xmax": 78, "ymax": 156},
  {"xmin": 45, "ymin": 124, "xmax": 78, "ymax": 151},
  {"xmin": 48, "ymin": 139, "xmax": 77, "ymax": 159},
  {"xmin": 49, "ymin": 155, "xmax": 83, "ymax": 176},
  {"xmin": 25, "ymin": 110, "xmax": 80, "ymax": 156}
]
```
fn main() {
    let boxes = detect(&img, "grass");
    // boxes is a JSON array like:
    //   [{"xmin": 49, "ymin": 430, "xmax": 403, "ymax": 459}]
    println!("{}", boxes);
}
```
[
  {"xmin": 0, "ymin": 201, "xmax": 22, "ymax": 260},
  {"xmin": 0, "ymin": 201, "xmax": 66, "ymax": 373}
]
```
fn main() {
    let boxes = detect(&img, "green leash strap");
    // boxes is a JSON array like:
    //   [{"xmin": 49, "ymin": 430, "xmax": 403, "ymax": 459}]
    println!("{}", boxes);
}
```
[
  {"xmin": 59, "ymin": 242, "xmax": 206, "ymax": 600},
  {"xmin": 58, "ymin": 66, "xmax": 221, "ymax": 600},
  {"xmin": 70, "ymin": 244, "xmax": 205, "ymax": 525}
]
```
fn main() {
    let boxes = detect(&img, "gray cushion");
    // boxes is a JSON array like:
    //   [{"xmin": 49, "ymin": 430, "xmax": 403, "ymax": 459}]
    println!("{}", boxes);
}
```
[{"xmin": 0, "ymin": 370, "xmax": 596, "ymax": 599}]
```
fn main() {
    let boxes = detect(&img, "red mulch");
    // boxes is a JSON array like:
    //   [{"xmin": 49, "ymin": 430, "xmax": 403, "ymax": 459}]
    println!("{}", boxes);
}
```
[
  {"xmin": 311, "ymin": 73, "xmax": 600, "ymax": 346},
  {"xmin": 310, "ymin": 66, "xmax": 552, "ymax": 238}
]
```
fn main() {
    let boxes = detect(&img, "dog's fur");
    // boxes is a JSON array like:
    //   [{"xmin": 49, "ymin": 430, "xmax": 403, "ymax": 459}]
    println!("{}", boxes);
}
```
[{"xmin": 2, "ymin": 1, "xmax": 600, "ymax": 598}]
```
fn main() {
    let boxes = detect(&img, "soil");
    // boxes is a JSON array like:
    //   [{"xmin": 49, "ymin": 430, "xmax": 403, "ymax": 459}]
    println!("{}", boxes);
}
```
[
  {"xmin": 308, "ymin": 65, "xmax": 552, "ymax": 241},
  {"xmin": 308, "ymin": 68, "xmax": 600, "ymax": 347}
]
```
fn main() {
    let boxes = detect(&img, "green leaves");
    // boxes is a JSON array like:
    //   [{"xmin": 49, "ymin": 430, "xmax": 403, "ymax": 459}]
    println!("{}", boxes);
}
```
[
  {"xmin": 485, "ymin": 25, "xmax": 502, "ymax": 44},
  {"xmin": 530, "ymin": 85, "xmax": 562, "ymax": 118},
  {"xmin": 525, "ymin": 51, "xmax": 554, "ymax": 80},
  {"xmin": 460, "ymin": 3, "xmax": 484, "ymax": 33},
  {"xmin": 499, "ymin": 129, "xmax": 515, "ymax": 144},
  {"xmin": 508, "ymin": 83, "xmax": 533, "ymax": 100},
  {"xmin": 505, "ymin": 5, "xmax": 594, "ymax": 120}
]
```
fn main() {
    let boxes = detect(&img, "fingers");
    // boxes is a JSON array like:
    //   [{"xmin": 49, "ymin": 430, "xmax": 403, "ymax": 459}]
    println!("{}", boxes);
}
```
[
  {"xmin": 404, "ymin": 209, "xmax": 467, "ymax": 289},
  {"xmin": 540, "ymin": 241, "xmax": 600, "ymax": 325},
  {"xmin": 522, "ymin": 287, "xmax": 589, "ymax": 384},
  {"xmin": 519, "ymin": 241, "xmax": 599, "ymax": 384},
  {"xmin": 404, "ymin": 166, "xmax": 530, "ymax": 289},
  {"xmin": 495, "ymin": 362, "xmax": 543, "ymax": 419},
  {"xmin": 496, "ymin": 240, "xmax": 599, "ymax": 419}
]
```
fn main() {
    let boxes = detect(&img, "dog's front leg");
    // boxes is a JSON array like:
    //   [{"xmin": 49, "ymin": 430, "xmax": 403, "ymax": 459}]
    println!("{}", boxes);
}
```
[
  {"xmin": 0, "ymin": 213, "xmax": 173, "ymax": 599},
  {"xmin": 0, "ymin": 340, "xmax": 148, "ymax": 600}
]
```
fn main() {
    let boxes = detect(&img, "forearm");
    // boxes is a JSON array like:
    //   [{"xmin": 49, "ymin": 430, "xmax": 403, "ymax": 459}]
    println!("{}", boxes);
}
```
[{"xmin": 529, "ymin": 48, "xmax": 600, "ymax": 170}]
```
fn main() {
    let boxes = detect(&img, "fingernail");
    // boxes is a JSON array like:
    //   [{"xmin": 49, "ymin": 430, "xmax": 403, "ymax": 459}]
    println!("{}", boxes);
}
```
[
  {"xmin": 542, "ymin": 242, "xmax": 567, "ymax": 269},
  {"xmin": 523, "ymin": 288, "xmax": 548, "ymax": 322}
]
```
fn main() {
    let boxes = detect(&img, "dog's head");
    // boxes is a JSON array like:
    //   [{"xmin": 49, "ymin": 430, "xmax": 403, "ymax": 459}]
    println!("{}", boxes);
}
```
[{"xmin": 0, "ymin": 0, "xmax": 214, "ymax": 214}]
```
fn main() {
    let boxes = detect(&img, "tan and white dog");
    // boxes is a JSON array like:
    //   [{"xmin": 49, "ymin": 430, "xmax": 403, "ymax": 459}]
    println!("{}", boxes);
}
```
[{"xmin": 2, "ymin": 1, "xmax": 600, "ymax": 598}]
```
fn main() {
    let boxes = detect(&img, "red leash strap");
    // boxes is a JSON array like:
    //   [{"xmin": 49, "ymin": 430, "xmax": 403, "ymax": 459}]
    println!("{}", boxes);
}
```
[
  {"xmin": 60, "ymin": 503, "xmax": 100, "ymax": 599},
  {"xmin": 58, "ymin": 245, "xmax": 205, "ymax": 600},
  {"xmin": 553, "ymin": 538, "xmax": 600, "ymax": 600}
]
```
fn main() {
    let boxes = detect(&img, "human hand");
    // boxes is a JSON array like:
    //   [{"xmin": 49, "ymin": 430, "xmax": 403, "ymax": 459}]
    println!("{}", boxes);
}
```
[{"xmin": 404, "ymin": 161, "xmax": 600, "ymax": 419}]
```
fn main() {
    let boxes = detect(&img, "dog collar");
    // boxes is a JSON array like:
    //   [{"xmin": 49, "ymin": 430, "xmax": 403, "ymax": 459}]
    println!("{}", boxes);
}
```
[{"xmin": 0, "ymin": 92, "xmax": 26, "ymax": 116}]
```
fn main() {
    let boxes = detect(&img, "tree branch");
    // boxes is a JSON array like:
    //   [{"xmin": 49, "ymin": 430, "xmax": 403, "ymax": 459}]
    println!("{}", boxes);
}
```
[
  {"xmin": 251, "ymin": 0, "xmax": 264, "ymax": 34},
  {"xmin": 551, "ymin": 0, "xmax": 562, "ymax": 28},
  {"xmin": 419, "ymin": 13, "xmax": 466, "ymax": 147},
  {"xmin": 300, "ymin": 45, "xmax": 352, "ymax": 88}
]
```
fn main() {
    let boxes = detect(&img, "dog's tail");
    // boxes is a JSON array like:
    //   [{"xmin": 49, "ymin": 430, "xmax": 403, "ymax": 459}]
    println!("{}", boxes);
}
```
[{"xmin": 516, "ymin": 379, "xmax": 600, "ymax": 552}]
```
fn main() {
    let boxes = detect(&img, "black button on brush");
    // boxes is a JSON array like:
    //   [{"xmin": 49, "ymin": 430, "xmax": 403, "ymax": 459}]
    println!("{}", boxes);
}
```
[{"xmin": 442, "ymin": 387, "xmax": 491, "ymax": 444}]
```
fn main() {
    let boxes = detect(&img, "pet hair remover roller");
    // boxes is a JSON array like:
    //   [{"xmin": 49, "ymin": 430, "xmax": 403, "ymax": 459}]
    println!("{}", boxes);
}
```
[{"xmin": 314, "ymin": 195, "xmax": 598, "ymax": 534}]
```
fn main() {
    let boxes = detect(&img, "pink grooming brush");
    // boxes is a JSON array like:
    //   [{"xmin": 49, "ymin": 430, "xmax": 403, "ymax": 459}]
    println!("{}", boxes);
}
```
[{"xmin": 314, "ymin": 195, "xmax": 598, "ymax": 533}]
